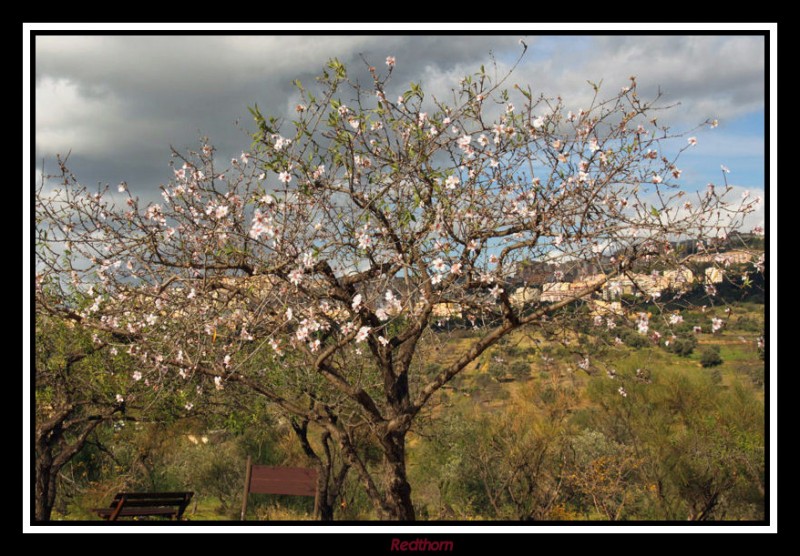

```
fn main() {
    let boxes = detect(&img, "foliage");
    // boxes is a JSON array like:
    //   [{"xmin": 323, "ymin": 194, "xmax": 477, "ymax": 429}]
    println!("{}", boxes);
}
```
[{"xmin": 700, "ymin": 345, "xmax": 723, "ymax": 368}]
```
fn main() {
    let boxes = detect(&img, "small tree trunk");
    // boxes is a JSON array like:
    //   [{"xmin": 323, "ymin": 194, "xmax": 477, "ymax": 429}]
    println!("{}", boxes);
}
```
[
  {"xmin": 34, "ymin": 453, "xmax": 55, "ymax": 521},
  {"xmin": 315, "ymin": 462, "xmax": 334, "ymax": 521},
  {"xmin": 382, "ymin": 432, "xmax": 415, "ymax": 521}
]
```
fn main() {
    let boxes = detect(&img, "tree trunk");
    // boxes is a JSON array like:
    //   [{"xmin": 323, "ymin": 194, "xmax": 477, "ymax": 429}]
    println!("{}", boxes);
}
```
[
  {"xmin": 34, "ymin": 452, "xmax": 56, "ymax": 521},
  {"xmin": 315, "ymin": 461, "xmax": 335, "ymax": 521},
  {"xmin": 382, "ymin": 431, "xmax": 415, "ymax": 521}
]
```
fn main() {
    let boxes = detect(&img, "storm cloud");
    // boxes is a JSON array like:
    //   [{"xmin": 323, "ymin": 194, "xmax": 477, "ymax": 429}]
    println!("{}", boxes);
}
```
[{"xmin": 34, "ymin": 34, "xmax": 765, "ymax": 202}]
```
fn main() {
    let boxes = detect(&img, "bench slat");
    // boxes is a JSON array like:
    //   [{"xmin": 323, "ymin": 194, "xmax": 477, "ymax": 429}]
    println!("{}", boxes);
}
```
[
  {"xmin": 96, "ymin": 491, "xmax": 193, "ymax": 521},
  {"xmin": 97, "ymin": 507, "xmax": 179, "ymax": 517},
  {"xmin": 112, "ymin": 492, "xmax": 192, "ymax": 500}
]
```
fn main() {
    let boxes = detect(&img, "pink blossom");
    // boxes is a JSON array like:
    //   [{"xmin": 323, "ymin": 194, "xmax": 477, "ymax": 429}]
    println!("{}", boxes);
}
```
[
  {"xmin": 637, "ymin": 313, "xmax": 649, "ymax": 335},
  {"xmin": 296, "ymin": 325, "xmax": 310, "ymax": 342},
  {"xmin": 693, "ymin": 326, "xmax": 702, "ymax": 334},
  {"xmin": 450, "ymin": 262, "xmax": 463, "ymax": 276},
  {"xmin": 489, "ymin": 284, "xmax": 504, "ymax": 299},
  {"xmin": 272, "ymin": 134, "xmax": 292, "ymax": 150},
  {"xmin": 378, "ymin": 336, "xmax": 390, "ymax": 346},
  {"xmin": 688, "ymin": 137, "xmax": 697, "ymax": 146},
  {"xmin": 386, "ymin": 56, "xmax": 396, "ymax": 68},
  {"xmin": 651, "ymin": 330, "xmax": 662, "ymax": 342},
  {"xmin": 652, "ymin": 174, "xmax": 663, "ymax": 184},
  {"xmin": 352, "ymin": 294, "xmax": 363, "ymax": 311},
  {"xmin": 214, "ymin": 376, "xmax": 224, "ymax": 390},
  {"xmin": 711, "ymin": 317, "xmax": 724, "ymax": 333},
  {"xmin": 669, "ymin": 314, "xmax": 684, "ymax": 325},
  {"xmin": 618, "ymin": 387, "xmax": 627, "ymax": 398},
  {"xmin": 445, "ymin": 175, "xmax": 460, "ymax": 189},
  {"xmin": 270, "ymin": 338, "xmax": 284, "ymax": 356},
  {"xmin": 115, "ymin": 394, "xmax": 124, "ymax": 404},
  {"xmin": 295, "ymin": 252, "xmax": 313, "ymax": 270},
  {"xmin": 356, "ymin": 226, "xmax": 373, "ymax": 250},
  {"xmin": 288, "ymin": 268, "xmax": 303, "ymax": 286},
  {"xmin": 132, "ymin": 371, "xmax": 142, "ymax": 381},
  {"xmin": 356, "ymin": 326, "xmax": 370, "ymax": 343}
]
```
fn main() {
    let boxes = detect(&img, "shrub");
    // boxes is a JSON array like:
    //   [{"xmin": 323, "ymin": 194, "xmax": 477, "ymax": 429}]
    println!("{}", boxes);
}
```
[
  {"xmin": 700, "ymin": 346, "xmax": 723, "ymax": 368},
  {"xmin": 667, "ymin": 335, "xmax": 697, "ymax": 357},
  {"xmin": 509, "ymin": 361, "xmax": 531, "ymax": 380}
]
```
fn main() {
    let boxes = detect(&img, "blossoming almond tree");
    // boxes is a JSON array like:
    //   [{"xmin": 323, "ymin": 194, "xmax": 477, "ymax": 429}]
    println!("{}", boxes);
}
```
[{"xmin": 36, "ymin": 50, "xmax": 760, "ymax": 520}]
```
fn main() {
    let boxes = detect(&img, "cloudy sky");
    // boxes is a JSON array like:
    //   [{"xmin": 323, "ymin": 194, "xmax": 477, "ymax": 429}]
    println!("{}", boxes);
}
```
[{"xmin": 33, "ymin": 33, "xmax": 766, "ymax": 227}]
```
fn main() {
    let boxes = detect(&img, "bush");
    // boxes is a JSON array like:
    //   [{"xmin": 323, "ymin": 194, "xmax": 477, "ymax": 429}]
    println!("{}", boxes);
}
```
[
  {"xmin": 700, "ymin": 346, "xmax": 723, "ymax": 368},
  {"xmin": 619, "ymin": 328, "xmax": 649, "ymax": 349},
  {"xmin": 666, "ymin": 335, "xmax": 697, "ymax": 357},
  {"xmin": 509, "ymin": 361, "xmax": 531, "ymax": 380},
  {"xmin": 732, "ymin": 316, "xmax": 762, "ymax": 332}
]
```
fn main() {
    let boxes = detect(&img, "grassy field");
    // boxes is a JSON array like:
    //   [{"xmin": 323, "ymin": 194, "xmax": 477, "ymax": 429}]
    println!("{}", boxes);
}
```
[{"xmin": 50, "ymin": 301, "xmax": 765, "ymax": 521}]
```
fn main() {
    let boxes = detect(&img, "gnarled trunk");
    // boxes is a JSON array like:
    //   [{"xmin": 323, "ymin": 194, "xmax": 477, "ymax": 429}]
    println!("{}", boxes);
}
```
[
  {"xmin": 381, "ymin": 431, "xmax": 415, "ymax": 521},
  {"xmin": 34, "ymin": 452, "xmax": 57, "ymax": 522}
]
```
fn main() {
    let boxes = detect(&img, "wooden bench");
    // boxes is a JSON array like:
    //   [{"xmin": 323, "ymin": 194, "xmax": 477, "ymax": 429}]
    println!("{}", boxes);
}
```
[
  {"xmin": 240, "ymin": 456, "xmax": 318, "ymax": 520},
  {"xmin": 95, "ymin": 492, "xmax": 194, "ymax": 521}
]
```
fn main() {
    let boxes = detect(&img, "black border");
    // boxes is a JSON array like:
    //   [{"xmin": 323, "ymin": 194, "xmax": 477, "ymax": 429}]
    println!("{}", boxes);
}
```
[{"xmin": 25, "ymin": 25, "xmax": 775, "ymax": 535}]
